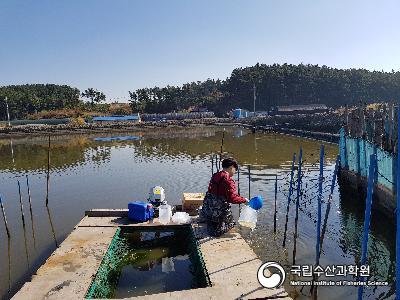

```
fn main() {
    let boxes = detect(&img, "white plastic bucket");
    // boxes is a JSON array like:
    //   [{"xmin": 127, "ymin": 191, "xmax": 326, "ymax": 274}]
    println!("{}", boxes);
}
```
[{"xmin": 238, "ymin": 205, "xmax": 257, "ymax": 229}]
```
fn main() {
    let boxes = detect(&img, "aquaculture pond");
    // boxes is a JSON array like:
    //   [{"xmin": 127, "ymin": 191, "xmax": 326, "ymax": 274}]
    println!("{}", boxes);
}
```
[
  {"xmin": 0, "ymin": 126, "xmax": 395, "ymax": 300},
  {"xmin": 86, "ymin": 226, "xmax": 210, "ymax": 299}
]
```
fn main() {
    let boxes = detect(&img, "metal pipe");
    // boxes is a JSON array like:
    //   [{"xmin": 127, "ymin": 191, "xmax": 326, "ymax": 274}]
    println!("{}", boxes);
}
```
[
  {"xmin": 320, "ymin": 155, "xmax": 340, "ymax": 254},
  {"xmin": 211, "ymin": 155, "xmax": 214, "ymax": 175},
  {"xmin": 273, "ymin": 174, "xmax": 278, "ymax": 233},
  {"xmin": 248, "ymin": 165, "xmax": 251, "ymax": 199},
  {"xmin": 395, "ymin": 105, "xmax": 400, "ymax": 300},
  {"xmin": 358, "ymin": 154, "xmax": 377, "ymax": 300},
  {"xmin": 237, "ymin": 164, "xmax": 241, "ymax": 195},
  {"xmin": 293, "ymin": 147, "xmax": 303, "ymax": 265},
  {"xmin": 316, "ymin": 144, "xmax": 324, "ymax": 265}
]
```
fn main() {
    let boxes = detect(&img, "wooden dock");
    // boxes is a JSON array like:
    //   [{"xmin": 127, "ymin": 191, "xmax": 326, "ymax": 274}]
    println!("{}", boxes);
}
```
[{"xmin": 12, "ymin": 209, "xmax": 292, "ymax": 300}]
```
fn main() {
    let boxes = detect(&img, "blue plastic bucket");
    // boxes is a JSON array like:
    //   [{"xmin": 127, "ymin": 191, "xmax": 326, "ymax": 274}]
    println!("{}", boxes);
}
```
[{"xmin": 249, "ymin": 196, "xmax": 263, "ymax": 210}]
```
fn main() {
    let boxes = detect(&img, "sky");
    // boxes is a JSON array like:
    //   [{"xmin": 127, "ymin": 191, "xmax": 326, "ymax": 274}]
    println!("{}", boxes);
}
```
[{"xmin": 1, "ymin": 0, "xmax": 399, "ymax": 102}]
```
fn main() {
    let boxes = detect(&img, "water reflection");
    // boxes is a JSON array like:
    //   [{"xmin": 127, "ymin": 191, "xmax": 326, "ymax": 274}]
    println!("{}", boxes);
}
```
[
  {"xmin": 26, "ymin": 175, "xmax": 36, "ymax": 249},
  {"xmin": 46, "ymin": 205, "xmax": 58, "ymax": 248}
]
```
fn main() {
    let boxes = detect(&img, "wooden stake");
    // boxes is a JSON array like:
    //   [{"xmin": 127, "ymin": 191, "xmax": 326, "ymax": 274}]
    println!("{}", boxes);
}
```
[
  {"xmin": 46, "ymin": 205, "xmax": 58, "ymax": 248},
  {"xmin": 0, "ymin": 196, "xmax": 10, "ymax": 237},
  {"xmin": 26, "ymin": 175, "xmax": 36, "ymax": 249},
  {"xmin": 26, "ymin": 175, "xmax": 33, "ymax": 212},
  {"xmin": 17, "ymin": 180, "xmax": 25, "ymax": 227},
  {"xmin": 46, "ymin": 136, "xmax": 50, "ymax": 206}
]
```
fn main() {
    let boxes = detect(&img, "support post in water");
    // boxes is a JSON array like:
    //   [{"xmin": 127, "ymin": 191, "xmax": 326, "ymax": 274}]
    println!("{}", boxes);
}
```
[
  {"xmin": 273, "ymin": 174, "xmax": 278, "ymax": 233},
  {"xmin": 215, "ymin": 154, "xmax": 219, "ymax": 172},
  {"xmin": 211, "ymin": 155, "xmax": 214, "ymax": 175},
  {"xmin": 312, "ymin": 144, "xmax": 324, "ymax": 299},
  {"xmin": 248, "ymin": 165, "xmax": 251, "ymax": 199},
  {"xmin": 26, "ymin": 175, "xmax": 33, "ymax": 213},
  {"xmin": 220, "ymin": 130, "xmax": 225, "ymax": 157},
  {"xmin": 17, "ymin": 180, "xmax": 26, "ymax": 227},
  {"xmin": 46, "ymin": 135, "xmax": 51, "ymax": 206},
  {"xmin": 237, "ymin": 164, "xmax": 241, "ymax": 195},
  {"xmin": 26, "ymin": 175, "xmax": 37, "ymax": 249},
  {"xmin": 0, "ymin": 196, "xmax": 10, "ymax": 237},
  {"xmin": 320, "ymin": 155, "xmax": 340, "ymax": 253},
  {"xmin": 358, "ymin": 154, "xmax": 377, "ymax": 300},
  {"xmin": 293, "ymin": 147, "xmax": 303, "ymax": 265},
  {"xmin": 397, "ymin": 105, "xmax": 400, "ymax": 300},
  {"xmin": 283, "ymin": 153, "xmax": 296, "ymax": 247},
  {"xmin": 316, "ymin": 145, "xmax": 324, "ymax": 265}
]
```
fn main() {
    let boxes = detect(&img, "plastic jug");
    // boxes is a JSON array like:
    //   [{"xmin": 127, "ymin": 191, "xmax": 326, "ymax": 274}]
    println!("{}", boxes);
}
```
[
  {"xmin": 159, "ymin": 204, "xmax": 172, "ymax": 225},
  {"xmin": 238, "ymin": 205, "xmax": 257, "ymax": 229}
]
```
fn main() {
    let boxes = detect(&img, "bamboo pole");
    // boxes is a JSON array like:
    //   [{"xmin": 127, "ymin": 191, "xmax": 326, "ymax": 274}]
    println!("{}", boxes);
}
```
[
  {"xmin": 26, "ymin": 175, "xmax": 36, "ymax": 249},
  {"xmin": 46, "ymin": 205, "xmax": 58, "ymax": 248},
  {"xmin": 0, "ymin": 195, "xmax": 10, "ymax": 237},
  {"xmin": 293, "ymin": 147, "xmax": 303, "ymax": 265},
  {"xmin": 46, "ymin": 136, "xmax": 50, "ymax": 206},
  {"xmin": 22, "ymin": 222, "xmax": 30, "ymax": 269},
  {"xmin": 17, "ymin": 180, "xmax": 26, "ymax": 227},
  {"xmin": 26, "ymin": 175, "xmax": 33, "ymax": 212},
  {"xmin": 283, "ymin": 153, "xmax": 296, "ymax": 248},
  {"xmin": 7, "ymin": 237, "xmax": 11, "ymax": 295}
]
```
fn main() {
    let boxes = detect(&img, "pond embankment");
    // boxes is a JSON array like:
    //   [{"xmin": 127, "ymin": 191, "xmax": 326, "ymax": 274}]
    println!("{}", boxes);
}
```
[{"xmin": 0, "ymin": 111, "xmax": 343, "ymax": 142}]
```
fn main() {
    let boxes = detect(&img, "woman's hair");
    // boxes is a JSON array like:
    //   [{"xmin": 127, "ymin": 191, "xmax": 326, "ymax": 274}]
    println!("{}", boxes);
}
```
[{"xmin": 222, "ymin": 158, "xmax": 238, "ymax": 170}]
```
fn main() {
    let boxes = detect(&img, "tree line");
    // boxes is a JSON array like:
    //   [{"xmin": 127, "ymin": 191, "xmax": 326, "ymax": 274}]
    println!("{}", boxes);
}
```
[
  {"xmin": 1, "ymin": 63, "xmax": 399, "ymax": 119},
  {"xmin": 128, "ymin": 63, "xmax": 400, "ymax": 115},
  {"xmin": 0, "ymin": 85, "xmax": 106, "ymax": 120}
]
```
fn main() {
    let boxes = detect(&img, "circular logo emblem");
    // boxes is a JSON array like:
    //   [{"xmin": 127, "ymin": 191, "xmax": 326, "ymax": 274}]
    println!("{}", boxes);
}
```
[{"xmin": 257, "ymin": 261, "xmax": 286, "ymax": 289}]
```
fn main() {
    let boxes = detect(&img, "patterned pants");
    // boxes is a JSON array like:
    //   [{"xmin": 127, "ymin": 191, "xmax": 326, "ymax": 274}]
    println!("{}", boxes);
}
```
[{"xmin": 199, "ymin": 192, "xmax": 235, "ymax": 237}]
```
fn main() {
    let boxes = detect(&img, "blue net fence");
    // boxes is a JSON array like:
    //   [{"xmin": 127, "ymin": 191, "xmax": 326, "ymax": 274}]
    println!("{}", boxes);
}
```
[{"xmin": 340, "ymin": 128, "xmax": 395, "ymax": 191}]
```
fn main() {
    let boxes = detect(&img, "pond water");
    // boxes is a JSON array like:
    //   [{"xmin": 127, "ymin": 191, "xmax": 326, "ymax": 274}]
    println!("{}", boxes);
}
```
[
  {"xmin": 0, "ymin": 126, "xmax": 395, "ymax": 300},
  {"xmin": 111, "ymin": 227, "xmax": 209, "ymax": 298}
]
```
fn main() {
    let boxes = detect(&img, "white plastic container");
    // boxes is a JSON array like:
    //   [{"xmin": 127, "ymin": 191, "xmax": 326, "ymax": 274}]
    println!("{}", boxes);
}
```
[
  {"xmin": 159, "ymin": 204, "xmax": 172, "ymax": 225},
  {"xmin": 238, "ymin": 205, "xmax": 257, "ymax": 230}
]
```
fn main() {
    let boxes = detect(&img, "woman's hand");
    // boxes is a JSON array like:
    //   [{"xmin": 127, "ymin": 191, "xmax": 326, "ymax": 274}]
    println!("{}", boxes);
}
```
[{"xmin": 244, "ymin": 198, "xmax": 249, "ymax": 205}]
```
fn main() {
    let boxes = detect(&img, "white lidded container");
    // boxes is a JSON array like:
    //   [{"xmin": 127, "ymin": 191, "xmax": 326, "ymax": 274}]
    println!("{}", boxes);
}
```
[
  {"xmin": 238, "ymin": 205, "xmax": 257, "ymax": 229},
  {"xmin": 159, "ymin": 204, "xmax": 172, "ymax": 225}
]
